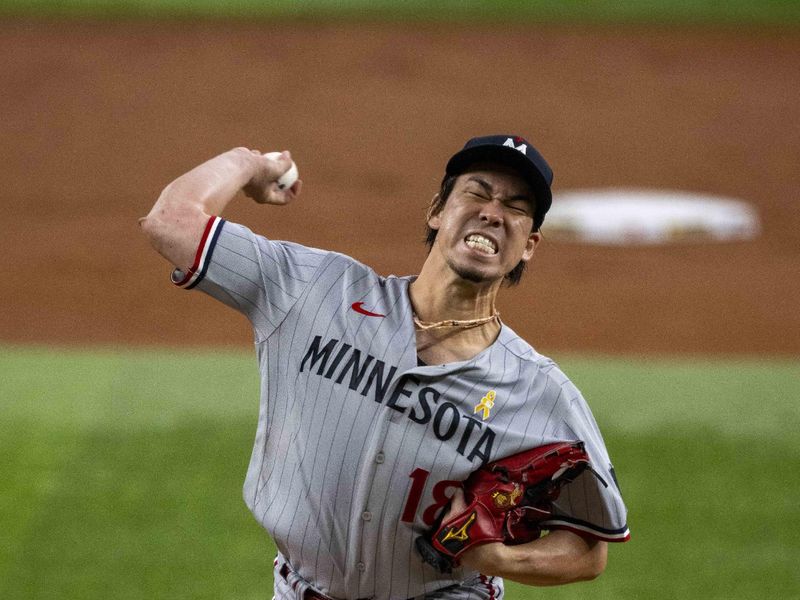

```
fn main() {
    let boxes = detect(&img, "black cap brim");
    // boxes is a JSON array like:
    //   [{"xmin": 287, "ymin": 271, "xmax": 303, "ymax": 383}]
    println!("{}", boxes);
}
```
[{"xmin": 446, "ymin": 145, "xmax": 553, "ymax": 223}]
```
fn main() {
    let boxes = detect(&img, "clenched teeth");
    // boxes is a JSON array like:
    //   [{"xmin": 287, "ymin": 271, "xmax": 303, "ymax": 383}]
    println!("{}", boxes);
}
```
[{"xmin": 465, "ymin": 234, "xmax": 497, "ymax": 255}]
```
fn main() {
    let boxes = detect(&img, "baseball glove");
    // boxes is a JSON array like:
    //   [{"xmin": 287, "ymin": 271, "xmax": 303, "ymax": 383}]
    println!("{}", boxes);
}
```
[{"xmin": 415, "ymin": 440, "xmax": 604, "ymax": 573}]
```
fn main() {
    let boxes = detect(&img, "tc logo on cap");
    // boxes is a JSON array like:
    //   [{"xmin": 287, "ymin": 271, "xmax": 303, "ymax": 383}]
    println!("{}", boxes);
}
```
[{"xmin": 503, "ymin": 137, "xmax": 528, "ymax": 155}]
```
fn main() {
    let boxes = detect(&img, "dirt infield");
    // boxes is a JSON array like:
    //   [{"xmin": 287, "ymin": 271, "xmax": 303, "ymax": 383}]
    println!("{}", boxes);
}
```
[{"xmin": 1, "ymin": 20, "xmax": 797, "ymax": 356}]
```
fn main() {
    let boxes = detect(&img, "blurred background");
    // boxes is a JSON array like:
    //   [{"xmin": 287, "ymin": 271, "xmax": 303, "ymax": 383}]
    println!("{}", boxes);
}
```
[{"xmin": 1, "ymin": 1, "xmax": 798, "ymax": 598}]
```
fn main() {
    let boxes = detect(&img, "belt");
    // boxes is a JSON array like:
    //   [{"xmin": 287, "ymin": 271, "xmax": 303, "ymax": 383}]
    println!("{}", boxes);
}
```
[{"xmin": 279, "ymin": 563, "xmax": 335, "ymax": 600}]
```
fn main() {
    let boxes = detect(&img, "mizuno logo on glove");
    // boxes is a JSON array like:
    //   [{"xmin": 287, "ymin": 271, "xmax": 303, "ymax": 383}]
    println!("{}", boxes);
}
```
[{"xmin": 440, "ymin": 512, "xmax": 477, "ymax": 543}]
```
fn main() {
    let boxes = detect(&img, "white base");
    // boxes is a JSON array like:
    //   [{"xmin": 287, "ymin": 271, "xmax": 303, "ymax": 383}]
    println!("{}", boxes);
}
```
[{"xmin": 544, "ymin": 189, "xmax": 760, "ymax": 245}]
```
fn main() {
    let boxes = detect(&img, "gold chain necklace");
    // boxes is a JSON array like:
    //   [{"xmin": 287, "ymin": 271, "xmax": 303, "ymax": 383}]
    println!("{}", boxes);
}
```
[{"xmin": 412, "ymin": 312, "xmax": 500, "ymax": 331}]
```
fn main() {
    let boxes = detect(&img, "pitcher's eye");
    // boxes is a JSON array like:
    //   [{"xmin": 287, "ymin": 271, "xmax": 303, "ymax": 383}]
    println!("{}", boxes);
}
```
[
  {"xmin": 465, "ymin": 189, "xmax": 488, "ymax": 200},
  {"xmin": 507, "ymin": 202, "xmax": 531, "ymax": 216}
]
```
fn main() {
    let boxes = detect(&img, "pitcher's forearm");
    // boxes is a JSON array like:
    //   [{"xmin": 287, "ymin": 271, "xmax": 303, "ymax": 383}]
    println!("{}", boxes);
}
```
[
  {"xmin": 140, "ymin": 148, "xmax": 260, "ymax": 264},
  {"xmin": 140, "ymin": 147, "xmax": 298, "ymax": 269},
  {"xmin": 154, "ymin": 148, "xmax": 260, "ymax": 218},
  {"xmin": 460, "ymin": 531, "xmax": 607, "ymax": 587}
]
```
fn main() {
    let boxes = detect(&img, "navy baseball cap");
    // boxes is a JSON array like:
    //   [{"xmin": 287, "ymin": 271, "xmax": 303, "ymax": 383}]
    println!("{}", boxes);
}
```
[{"xmin": 446, "ymin": 135, "xmax": 554, "ymax": 227}]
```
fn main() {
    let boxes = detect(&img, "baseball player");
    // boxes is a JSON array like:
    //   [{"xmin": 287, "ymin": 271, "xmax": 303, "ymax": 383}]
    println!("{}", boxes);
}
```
[{"xmin": 141, "ymin": 135, "xmax": 629, "ymax": 599}]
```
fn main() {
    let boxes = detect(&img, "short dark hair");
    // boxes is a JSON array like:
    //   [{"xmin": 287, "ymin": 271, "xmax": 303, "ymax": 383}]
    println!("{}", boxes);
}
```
[{"xmin": 424, "ymin": 173, "xmax": 540, "ymax": 286}]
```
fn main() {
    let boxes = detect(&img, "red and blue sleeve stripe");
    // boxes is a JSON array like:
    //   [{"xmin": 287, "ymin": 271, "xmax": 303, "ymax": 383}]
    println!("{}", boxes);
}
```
[
  {"xmin": 171, "ymin": 216, "xmax": 225, "ymax": 290},
  {"xmin": 542, "ymin": 516, "xmax": 631, "ymax": 542}
]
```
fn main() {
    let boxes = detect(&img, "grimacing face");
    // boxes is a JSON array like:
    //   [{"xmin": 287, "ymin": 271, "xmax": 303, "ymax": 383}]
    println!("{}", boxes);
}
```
[{"xmin": 427, "ymin": 164, "xmax": 541, "ymax": 285}]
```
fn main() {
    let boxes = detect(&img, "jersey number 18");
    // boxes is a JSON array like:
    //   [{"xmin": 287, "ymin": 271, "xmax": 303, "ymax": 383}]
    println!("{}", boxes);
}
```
[{"xmin": 401, "ymin": 468, "xmax": 461, "ymax": 526}]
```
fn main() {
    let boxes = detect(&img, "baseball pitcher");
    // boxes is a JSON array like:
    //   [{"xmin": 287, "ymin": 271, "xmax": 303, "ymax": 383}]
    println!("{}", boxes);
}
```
[{"xmin": 141, "ymin": 135, "xmax": 629, "ymax": 599}]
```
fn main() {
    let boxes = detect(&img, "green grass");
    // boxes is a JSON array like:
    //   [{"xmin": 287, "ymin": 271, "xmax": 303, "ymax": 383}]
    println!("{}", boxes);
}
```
[
  {"xmin": 1, "ymin": 346, "xmax": 799, "ymax": 599},
  {"xmin": 0, "ymin": 348, "xmax": 271, "ymax": 599},
  {"xmin": 1, "ymin": 0, "xmax": 800, "ymax": 25},
  {"xmin": 2, "ymin": 424, "xmax": 270, "ymax": 599}
]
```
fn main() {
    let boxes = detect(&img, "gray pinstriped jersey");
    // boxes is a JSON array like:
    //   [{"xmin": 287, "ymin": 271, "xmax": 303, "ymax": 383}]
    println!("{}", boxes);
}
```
[{"xmin": 172, "ymin": 217, "xmax": 629, "ymax": 600}]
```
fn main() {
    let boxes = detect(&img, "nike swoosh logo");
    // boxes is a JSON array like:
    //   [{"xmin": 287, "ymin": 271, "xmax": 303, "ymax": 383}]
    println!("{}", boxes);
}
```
[{"xmin": 351, "ymin": 302, "xmax": 385, "ymax": 318}]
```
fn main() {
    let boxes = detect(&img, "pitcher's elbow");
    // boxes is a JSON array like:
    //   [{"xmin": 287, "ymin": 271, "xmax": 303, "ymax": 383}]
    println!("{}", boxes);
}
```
[{"xmin": 139, "ymin": 212, "xmax": 161, "ymax": 245}]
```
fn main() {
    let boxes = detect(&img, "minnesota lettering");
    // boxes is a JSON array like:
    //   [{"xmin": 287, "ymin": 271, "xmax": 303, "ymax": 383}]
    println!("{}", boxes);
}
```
[{"xmin": 300, "ymin": 335, "xmax": 495, "ymax": 464}]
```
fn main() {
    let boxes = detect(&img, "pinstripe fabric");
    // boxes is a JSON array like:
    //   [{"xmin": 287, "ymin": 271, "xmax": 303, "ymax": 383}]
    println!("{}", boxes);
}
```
[
  {"xmin": 186, "ymin": 220, "xmax": 628, "ymax": 600},
  {"xmin": 274, "ymin": 553, "xmax": 503, "ymax": 600}
]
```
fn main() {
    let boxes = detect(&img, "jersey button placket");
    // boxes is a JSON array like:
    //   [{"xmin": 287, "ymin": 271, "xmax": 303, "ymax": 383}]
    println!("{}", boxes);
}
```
[{"xmin": 355, "ymin": 407, "xmax": 389, "ymax": 583}]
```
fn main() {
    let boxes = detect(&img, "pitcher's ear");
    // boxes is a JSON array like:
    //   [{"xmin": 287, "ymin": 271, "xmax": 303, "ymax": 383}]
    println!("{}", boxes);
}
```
[
  {"xmin": 521, "ymin": 230, "xmax": 542, "ymax": 262},
  {"xmin": 427, "ymin": 193, "xmax": 443, "ymax": 229}
]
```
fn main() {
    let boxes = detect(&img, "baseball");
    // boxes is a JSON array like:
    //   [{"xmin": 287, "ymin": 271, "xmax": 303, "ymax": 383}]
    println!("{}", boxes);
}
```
[{"xmin": 264, "ymin": 152, "xmax": 299, "ymax": 190}]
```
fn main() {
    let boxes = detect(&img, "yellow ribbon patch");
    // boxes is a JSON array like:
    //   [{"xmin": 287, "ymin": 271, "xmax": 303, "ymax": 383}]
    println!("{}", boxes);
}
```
[{"xmin": 474, "ymin": 390, "xmax": 496, "ymax": 421}]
